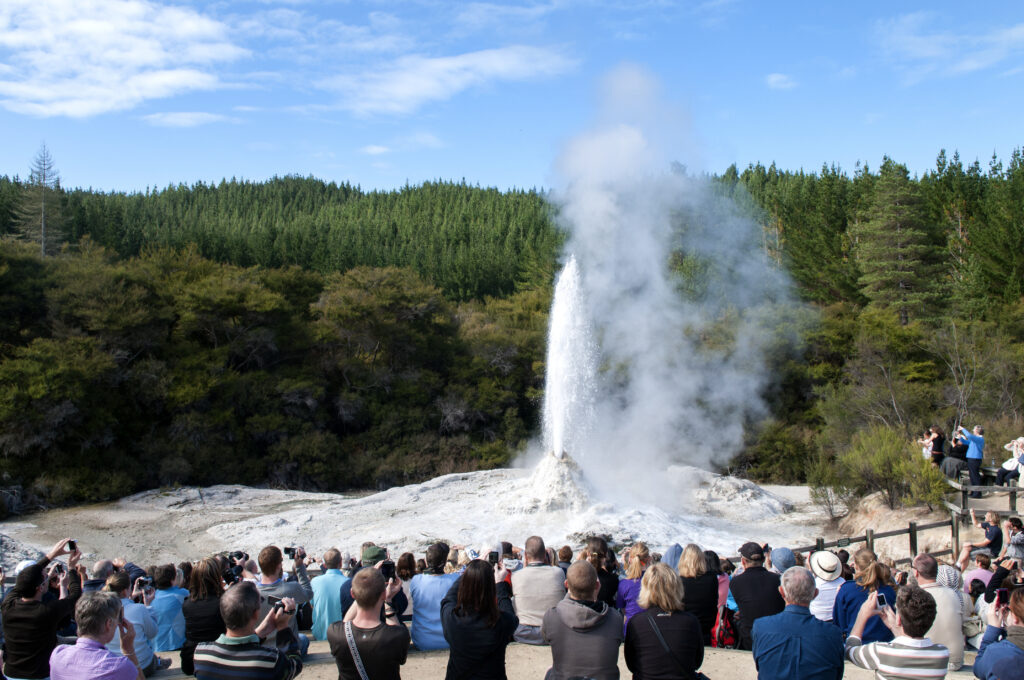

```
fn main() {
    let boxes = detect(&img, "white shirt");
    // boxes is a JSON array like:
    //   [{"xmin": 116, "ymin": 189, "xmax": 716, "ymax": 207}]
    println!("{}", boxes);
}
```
[
  {"xmin": 810, "ymin": 576, "xmax": 844, "ymax": 621},
  {"xmin": 106, "ymin": 596, "xmax": 158, "ymax": 669}
]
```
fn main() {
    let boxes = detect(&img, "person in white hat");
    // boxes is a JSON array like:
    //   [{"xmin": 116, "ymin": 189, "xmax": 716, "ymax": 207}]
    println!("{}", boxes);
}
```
[{"xmin": 808, "ymin": 551, "xmax": 845, "ymax": 622}]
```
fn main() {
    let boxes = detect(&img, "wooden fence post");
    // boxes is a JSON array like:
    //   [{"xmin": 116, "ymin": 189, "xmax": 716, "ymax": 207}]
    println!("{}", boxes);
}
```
[
  {"xmin": 1011, "ymin": 489, "xmax": 1017, "ymax": 513},
  {"xmin": 816, "ymin": 538, "xmax": 825, "ymax": 551},
  {"xmin": 866, "ymin": 529, "xmax": 874, "ymax": 552},
  {"xmin": 908, "ymin": 521, "xmax": 918, "ymax": 557},
  {"xmin": 951, "ymin": 513, "xmax": 960, "ymax": 557},
  {"xmin": 961, "ymin": 486, "xmax": 970, "ymax": 522}
]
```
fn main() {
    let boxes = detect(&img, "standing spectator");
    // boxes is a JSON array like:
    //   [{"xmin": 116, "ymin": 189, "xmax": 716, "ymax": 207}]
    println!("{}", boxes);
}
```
[
  {"xmin": 256, "ymin": 546, "xmax": 313, "ymax": 657},
  {"xmin": 193, "ymin": 583, "xmax": 302, "ymax": 680},
  {"xmin": 808, "ymin": 551, "xmax": 845, "ymax": 623},
  {"xmin": 624, "ymin": 562, "xmax": 703, "ymax": 680},
  {"xmin": 957, "ymin": 509, "xmax": 1003, "ymax": 571},
  {"xmin": 1004, "ymin": 517, "xmax": 1024, "ymax": 560},
  {"xmin": 959, "ymin": 424, "xmax": 986, "ymax": 498},
  {"xmin": 542, "ymin": 560, "xmax": 623, "ymax": 680},
  {"xmin": 753, "ymin": 567, "xmax": 844, "ymax": 680},
  {"xmin": 677, "ymin": 543, "xmax": 718, "ymax": 644},
  {"xmin": 511, "ymin": 536, "xmax": 565, "ymax": 644},
  {"xmin": 729, "ymin": 542, "xmax": 785, "ymax": 651},
  {"xmin": 104, "ymin": 572, "xmax": 168, "ymax": 676},
  {"xmin": 310, "ymin": 548, "xmax": 348, "ymax": 641},
  {"xmin": 410, "ymin": 542, "xmax": 460, "ymax": 650},
  {"xmin": 1, "ymin": 538, "xmax": 83, "ymax": 680},
  {"xmin": 441, "ymin": 559, "xmax": 518, "ymax": 678},
  {"xmin": 396, "ymin": 552, "xmax": 416, "ymax": 623},
  {"xmin": 963, "ymin": 554, "xmax": 994, "ymax": 594},
  {"xmin": 181, "ymin": 557, "xmax": 226, "ymax": 676},
  {"xmin": 831, "ymin": 548, "xmax": 896, "ymax": 644},
  {"xmin": 844, "ymin": 588, "xmax": 948, "ymax": 677},
  {"xmin": 49, "ymin": 591, "xmax": 145, "ymax": 680},
  {"xmin": 150, "ymin": 564, "xmax": 187, "ymax": 652},
  {"xmin": 327, "ymin": 568, "xmax": 408, "ymax": 680},
  {"xmin": 583, "ymin": 537, "xmax": 619, "ymax": 608},
  {"xmin": 616, "ymin": 542, "xmax": 649, "ymax": 633},
  {"xmin": 919, "ymin": 427, "xmax": 947, "ymax": 467},
  {"xmin": 914, "ymin": 553, "xmax": 965, "ymax": 670},
  {"xmin": 974, "ymin": 586, "xmax": 1024, "ymax": 679}
]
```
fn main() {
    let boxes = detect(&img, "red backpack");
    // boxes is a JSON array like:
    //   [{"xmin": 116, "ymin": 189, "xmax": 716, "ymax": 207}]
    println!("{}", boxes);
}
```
[{"xmin": 711, "ymin": 605, "xmax": 738, "ymax": 649}]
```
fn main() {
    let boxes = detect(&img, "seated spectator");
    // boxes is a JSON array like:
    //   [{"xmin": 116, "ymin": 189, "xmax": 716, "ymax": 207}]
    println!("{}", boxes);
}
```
[
  {"xmin": 179, "ymin": 561, "xmax": 193, "ymax": 587},
  {"xmin": 832, "ymin": 548, "xmax": 896, "ymax": 644},
  {"xmin": 410, "ymin": 542, "xmax": 460, "ymax": 650},
  {"xmin": 1, "ymin": 538, "xmax": 83, "ymax": 680},
  {"xmin": 104, "ymin": 572, "xmax": 168, "ymax": 676},
  {"xmin": 181, "ymin": 557, "xmax": 226, "ymax": 676},
  {"xmin": 396, "ymin": 552, "xmax": 416, "ymax": 623},
  {"xmin": 511, "ymin": 536, "xmax": 566, "ymax": 644},
  {"xmin": 616, "ymin": 542, "xmax": 650, "ymax": 634},
  {"xmin": 256, "ymin": 546, "xmax": 313, "ymax": 657},
  {"xmin": 328, "ymin": 568, "xmax": 408, "ymax": 680},
  {"xmin": 914, "ymin": 553, "xmax": 965, "ymax": 670},
  {"xmin": 542, "ymin": 560, "xmax": 623, "ymax": 680},
  {"xmin": 340, "ymin": 546, "xmax": 409, "ymax": 622},
  {"xmin": 808, "ymin": 551, "xmax": 845, "ymax": 623},
  {"xmin": 557, "ymin": 546, "xmax": 573, "ymax": 575},
  {"xmin": 704, "ymin": 550, "xmax": 730, "ymax": 609},
  {"xmin": 753, "ymin": 566, "xmax": 844, "ymax": 680},
  {"xmin": 996, "ymin": 437, "xmax": 1024, "ymax": 486},
  {"xmin": 729, "ymin": 542, "xmax": 785, "ymax": 651},
  {"xmin": 957, "ymin": 510, "xmax": 1003, "ymax": 571},
  {"xmin": 193, "ymin": 582, "xmax": 302, "ymax": 680},
  {"xmin": 677, "ymin": 543, "xmax": 718, "ymax": 644},
  {"xmin": 1004, "ymin": 517, "xmax": 1024, "ymax": 560},
  {"xmin": 963, "ymin": 554, "xmax": 994, "ymax": 593},
  {"xmin": 768, "ymin": 547, "xmax": 797, "ymax": 575},
  {"xmin": 150, "ymin": 563, "xmax": 187, "ymax": 652},
  {"xmin": 624, "ymin": 562, "xmax": 703, "ymax": 680},
  {"xmin": 975, "ymin": 585, "xmax": 1024, "ymax": 679},
  {"xmin": 85, "ymin": 560, "xmax": 116, "ymax": 592},
  {"xmin": 583, "ymin": 537, "xmax": 619, "ymax": 608},
  {"xmin": 311, "ymin": 548, "xmax": 348, "ymax": 641},
  {"xmin": 845, "ymin": 587, "xmax": 948, "ymax": 676},
  {"xmin": 441, "ymin": 559, "xmax": 518, "ymax": 678},
  {"xmin": 50, "ymin": 591, "xmax": 146, "ymax": 680}
]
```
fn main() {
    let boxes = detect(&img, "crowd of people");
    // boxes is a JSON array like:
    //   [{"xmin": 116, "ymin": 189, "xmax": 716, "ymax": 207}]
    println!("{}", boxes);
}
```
[{"xmin": 4, "ymin": 522, "xmax": 1024, "ymax": 680}]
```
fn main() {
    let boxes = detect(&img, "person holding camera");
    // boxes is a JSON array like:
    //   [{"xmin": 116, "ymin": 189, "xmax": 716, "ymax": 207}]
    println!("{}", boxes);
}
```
[
  {"xmin": 441, "ymin": 558, "xmax": 518, "ymax": 679},
  {"xmin": 1, "ymin": 537, "xmax": 83, "ymax": 680},
  {"xmin": 50, "ymin": 591, "xmax": 147, "ymax": 680},
  {"xmin": 256, "ymin": 546, "xmax": 313, "ymax": 658},
  {"xmin": 104, "ymin": 572, "xmax": 170, "ymax": 676},
  {"xmin": 844, "ymin": 588, "xmax": 948, "ymax": 677},
  {"xmin": 150, "ymin": 564, "xmax": 187, "ymax": 652},
  {"xmin": 974, "ymin": 578, "xmax": 1024, "ymax": 679},
  {"xmin": 193, "ymin": 582, "xmax": 303, "ymax": 680},
  {"xmin": 328, "ymin": 567, "xmax": 409, "ymax": 680}
]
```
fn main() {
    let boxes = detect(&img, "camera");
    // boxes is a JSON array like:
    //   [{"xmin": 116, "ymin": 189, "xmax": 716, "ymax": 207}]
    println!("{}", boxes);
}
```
[
  {"xmin": 876, "ymin": 593, "xmax": 888, "ymax": 608},
  {"xmin": 67, "ymin": 540, "xmax": 77, "ymax": 552},
  {"xmin": 137, "ymin": 576, "xmax": 153, "ymax": 588},
  {"xmin": 283, "ymin": 547, "xmax": 301, "ymax": 559},
  {"xmin": 380, "ymin": 560, "xmax": 396, "ymax": 582},
  {"xmin": 223, "ymin": 569, "xmax": 238, "ymax": 585},
  {"xmin": 998, "ymin": 588, "xmax": 1010, "ymax": 607},
  {"xmin": 488, "ymin": 551, "xmax": 499, "ymax": 566}
]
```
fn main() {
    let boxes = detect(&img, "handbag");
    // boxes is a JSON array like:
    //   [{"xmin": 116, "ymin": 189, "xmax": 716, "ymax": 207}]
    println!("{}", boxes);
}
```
[
  {"xmin": 963, "ymin": 615, "xmax": 985, "ymax": 638},
  {"xmin": 344, "ymin": 621, "xmax": 371, "ymax": 680}
]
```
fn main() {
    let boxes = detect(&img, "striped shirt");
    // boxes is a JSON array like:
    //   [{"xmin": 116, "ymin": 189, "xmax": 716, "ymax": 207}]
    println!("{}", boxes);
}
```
[
  {"xmin": 194, "ymin": 633, "xmax": 303, "ymax": 680},
  {"xmin": 845, "ymin": 635, "xmax": 949, "ymax": 679}
]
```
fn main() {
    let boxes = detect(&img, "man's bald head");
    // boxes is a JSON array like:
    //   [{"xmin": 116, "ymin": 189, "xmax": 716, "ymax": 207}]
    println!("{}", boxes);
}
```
[
  {"xmin": 525, "ymin": 536, "xmax": 546, "ymax": 562},
  {"xmin": 566, "ymin": 559, "xmax": 598, "ymax": 600},
  {"xmin": 91, "ymin": 560, "xmax": 114, "ymax": 580}
]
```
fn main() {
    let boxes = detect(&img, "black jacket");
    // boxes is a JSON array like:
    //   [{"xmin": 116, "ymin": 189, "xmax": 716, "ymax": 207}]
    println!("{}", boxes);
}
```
[
  {"xmin": 625, "ymin": 607, "xmax": 704, "ymax": 680},
  {"xmin": 440, "ymin": 579, "xmax": 518, "ymax": 679},
  {"xmin": 728, "ymin": 566, "xmax": 784, "ymax": 651},
  {"xmin": 181, "ymin": 595, "xmax": 226, "ymax": 675},
  {"xmin": 680, "ymin": 572, "xmax": 719, "ymax": 643}
]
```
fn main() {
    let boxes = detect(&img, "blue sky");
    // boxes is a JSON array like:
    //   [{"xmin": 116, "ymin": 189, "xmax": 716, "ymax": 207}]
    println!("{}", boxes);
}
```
[{"xmin": 1, "ymin": 1, "xmax": 1022, "ymax": 192}]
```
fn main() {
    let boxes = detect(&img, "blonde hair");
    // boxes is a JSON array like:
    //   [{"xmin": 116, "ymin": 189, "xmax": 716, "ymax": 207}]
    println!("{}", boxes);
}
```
[
  {"xmin": 677, "ymin": 543, "xmax": 706, "ymax": 579},
  {"xmin": 637, "ymin": 562, "xmax": 684, "ymax": 612},
  {"xmin": 625, "ymin": 542, "xmax": 650, "ymax": 580},
  {"xmin": 853, "ymin": 548, "xmax": 886, "ymax": 591}
]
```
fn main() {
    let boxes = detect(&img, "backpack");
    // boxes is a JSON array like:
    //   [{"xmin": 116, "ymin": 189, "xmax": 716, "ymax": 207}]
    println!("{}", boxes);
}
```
[{"xmin": 710, "ymin": 605, "xmax": 738, "ymax": 649}]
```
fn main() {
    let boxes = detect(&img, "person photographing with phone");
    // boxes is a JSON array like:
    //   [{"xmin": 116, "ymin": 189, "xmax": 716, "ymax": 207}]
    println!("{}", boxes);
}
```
[
  {"xmin": 49, "ymin": 591, "xmax": 147, "ymax": 680},
  {"xmin": 256, "ymin": 545, "xmax": 314, "ymax": 658},
  {"xmin": 845, "ymin": 587, "xmax": 949, "ymax": 678},
  {"xmin": 974, "ymin": 585, "xmax": 1024, "ymax": 679}
]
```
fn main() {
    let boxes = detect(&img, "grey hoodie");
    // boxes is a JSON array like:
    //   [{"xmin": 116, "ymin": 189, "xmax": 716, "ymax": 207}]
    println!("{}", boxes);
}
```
[{"xmin": 542, "ymin": 596, "xmax": 623, "ymax": 680}]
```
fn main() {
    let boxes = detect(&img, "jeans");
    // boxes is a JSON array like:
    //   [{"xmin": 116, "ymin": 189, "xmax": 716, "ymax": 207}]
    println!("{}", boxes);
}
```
[
  {"xmin": 997, "ymin": 467, "xmax": 1020, "ymax": 486},
  {"xmin": 968, "ymin": 458, "xmax": 983, "ymax": 497}
]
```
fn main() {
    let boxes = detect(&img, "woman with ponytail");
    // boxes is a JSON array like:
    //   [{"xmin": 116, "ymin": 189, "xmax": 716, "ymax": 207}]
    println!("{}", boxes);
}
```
[
  {"xmin": 584, "ymin": 537, "xmax": 619, "ymax": 608},
  {"xmin": 831, "ymin": 548, "xmax": 897, "ymax": 643},
  {"xmin": 616, "ymin": 542, "xmax": 650, "ymax": 631}
]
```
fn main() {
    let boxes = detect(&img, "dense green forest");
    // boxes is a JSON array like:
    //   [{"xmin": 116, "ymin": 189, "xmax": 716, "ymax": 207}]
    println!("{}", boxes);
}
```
[{"xmin": 1, "ymin": 148, "xmax": 1023, "ymax": 511}]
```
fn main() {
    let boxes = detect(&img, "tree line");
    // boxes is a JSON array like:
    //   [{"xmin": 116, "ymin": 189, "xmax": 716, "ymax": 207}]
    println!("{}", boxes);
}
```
[{"xmin": 1, "ymin": 147, "xmax": 1023, "ymax": 511}]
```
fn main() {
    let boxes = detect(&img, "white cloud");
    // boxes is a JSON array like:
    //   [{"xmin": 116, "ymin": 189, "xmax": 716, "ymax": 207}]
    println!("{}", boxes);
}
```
[
  {"xmin": 322, "ymin": 45, "xmax": 577, "ymax": 116},
  {"xmin": 360, "ymin": 144, "xmax": 391, "ymax": 155},
  {"xmin": 143, "ymin": 111, "xmax": 235, "ymax": 127},
  {"xmin": 0, "ymin": 0, "xmax": 248, "ymax": 117},
  {"xmin": 453, "ymin": 2, "xmax": 560, "ymax": 33},
  {"xmin": 877, "ymin": 12, "xmax": 1024, "ymax": 82},
  {"xmin": 765, "ymin": 73, "xmax": 797, "ymax": 90}
]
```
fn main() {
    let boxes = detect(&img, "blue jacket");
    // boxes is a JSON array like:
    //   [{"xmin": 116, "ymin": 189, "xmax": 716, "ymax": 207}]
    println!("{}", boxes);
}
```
[
  {"xmin": 151, "ymin": 587, "xmax": 187, "ymax": 651},
  {"xmin": 831, "ymin": 581, "xmax": 896, "ymax": 644},
  {"xmin": 409, "ymin": 572, "xmax": 460, "ymax": 650},
  {"xmin": 753, "ymin": 605, "xmax": 845, "ymax": 680},
  {"xmin": 960, "ymin": 428, "xmax": 985, "ymax": 460},
  {"xmin": 310, "ymin": 569, "xmax": 349, "ymax": 641},
  {"xmin": 974, "ymin": 626, "xmax": 1024, "ymax": 680}
]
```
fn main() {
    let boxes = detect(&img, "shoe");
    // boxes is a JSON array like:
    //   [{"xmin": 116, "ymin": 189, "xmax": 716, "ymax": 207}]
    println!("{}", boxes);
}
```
[{"xmin": 157, "ymin": 657, "xmax": 172, "ymax": 670}]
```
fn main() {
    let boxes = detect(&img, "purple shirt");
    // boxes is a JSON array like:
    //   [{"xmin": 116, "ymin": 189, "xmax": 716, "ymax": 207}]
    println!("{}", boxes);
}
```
[
  {"xmin": 50, "ymin": 637, "xmax": 138, "ymax": 680},
  {"xmin": 963, "ymin": 567, "xmax": 994, "ymax": 593},
  {"xmin": 616, "ymin": 576, "xmax": 645, "ymax": 631}
]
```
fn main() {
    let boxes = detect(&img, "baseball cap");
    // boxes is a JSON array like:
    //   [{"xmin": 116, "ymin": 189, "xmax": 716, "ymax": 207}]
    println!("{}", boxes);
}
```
[
  {"xmin": 739, "ymin": 542, "xmax": 765, "ymax": 561},
  {"xmin": 771, "ymin": 547, "xmax": 796, "ymax": 573},
  {"xmin": 361, "ymin": 545, "xmax": 387, "ymax": 566}
]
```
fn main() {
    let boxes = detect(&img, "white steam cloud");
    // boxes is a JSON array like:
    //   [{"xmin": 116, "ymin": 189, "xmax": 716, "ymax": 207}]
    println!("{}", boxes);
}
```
[{"xmin": 546, "ymin": 65, "xmax": 794, "ymax": 509}]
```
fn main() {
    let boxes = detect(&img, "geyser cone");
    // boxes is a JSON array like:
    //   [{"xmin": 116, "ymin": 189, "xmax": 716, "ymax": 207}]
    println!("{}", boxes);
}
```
[{"xmin": 511, "ymin": 451, "xmax": 590, "ymax": 514}]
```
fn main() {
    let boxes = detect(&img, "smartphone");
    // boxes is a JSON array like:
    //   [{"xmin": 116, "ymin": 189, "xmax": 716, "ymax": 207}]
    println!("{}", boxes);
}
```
[
  {"xmin": 67, "ymin": 539, "xmax": 77, "ymax": 551},
  {"xmin": 380, "ymin": 560, "xmax": 396, "ymax": 582},
  {"xmin": 998, "ymin": 588, "xmax": 1010, "ymax": 607},
  {"xmin": 876, "ymin": 593, "xmax": 888, "ymax": 608},
  {"xmin": 488, "ymin": 551, "xmax": 499, "ymax": 566}
]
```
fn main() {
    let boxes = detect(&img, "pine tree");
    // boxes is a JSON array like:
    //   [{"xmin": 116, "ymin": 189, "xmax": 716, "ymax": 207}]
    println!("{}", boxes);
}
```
[
  {"xmin": 17, "ymin": 144, "xmax": 63, "ymax": 256},
  {"xmin": 851, "ymin": 158, "xmax": 942, "ymax": 325}
]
